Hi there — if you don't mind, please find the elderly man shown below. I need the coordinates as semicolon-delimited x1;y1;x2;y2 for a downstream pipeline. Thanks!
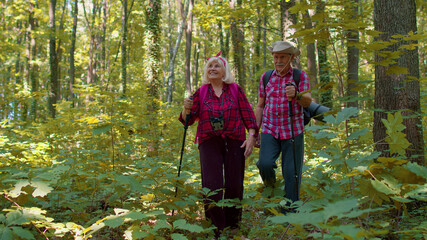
255;40;312;213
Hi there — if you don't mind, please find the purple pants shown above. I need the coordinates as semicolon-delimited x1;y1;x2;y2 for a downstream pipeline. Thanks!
198;136;245;231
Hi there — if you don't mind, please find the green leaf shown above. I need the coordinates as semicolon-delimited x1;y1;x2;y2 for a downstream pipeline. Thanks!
171;233;188;240
322;198;358;221
30;181;53;197
0;226;13;240
6;211;28;226
152;219;170;231
173;219;204;233
104;217;124;228
312;130;337;139
336;107;359;124
371;179;400;195
93;124;112;135
390;196;413;203
405;162;427;179
346;129;369;141
10;227;34;239
268;212;324;225
331;224;363;240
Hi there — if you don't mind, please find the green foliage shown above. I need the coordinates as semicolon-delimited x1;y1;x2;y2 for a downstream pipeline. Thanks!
0;0;426;239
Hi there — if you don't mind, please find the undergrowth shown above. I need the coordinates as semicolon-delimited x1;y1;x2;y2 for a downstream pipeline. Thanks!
0;97;426;239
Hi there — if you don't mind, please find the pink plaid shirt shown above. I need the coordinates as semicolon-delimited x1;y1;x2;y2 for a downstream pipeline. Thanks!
259;68;310;139
180;83;258;144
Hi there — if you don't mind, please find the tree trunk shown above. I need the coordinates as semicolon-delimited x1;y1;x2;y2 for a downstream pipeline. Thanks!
373;0;424;164
48;0;58;118
166;0;189;103
316;1;332;109
303;5;318;100
281;0;300;69
145;0;161;155
70;0;78;105
56;0;67;101
280;0;296;40
121;0;128;95
255;9;261;74
185;0;193;95
83;1;99;86
346;0;360;109
101;0;110;86
230;0;245;90
28;1;38;121
193;42;200;87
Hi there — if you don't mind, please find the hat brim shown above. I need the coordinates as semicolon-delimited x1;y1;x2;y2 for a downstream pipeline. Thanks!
268;46;300;57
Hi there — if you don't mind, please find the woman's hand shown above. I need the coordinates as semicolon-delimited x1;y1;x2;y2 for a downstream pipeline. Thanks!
241;134;256;158
183;97;193;115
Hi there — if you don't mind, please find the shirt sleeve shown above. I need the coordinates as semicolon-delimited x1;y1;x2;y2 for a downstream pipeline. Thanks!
298;70;310;92
237;85;259;136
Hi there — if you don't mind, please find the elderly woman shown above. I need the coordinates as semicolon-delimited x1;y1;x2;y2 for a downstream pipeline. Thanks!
179;53;258;235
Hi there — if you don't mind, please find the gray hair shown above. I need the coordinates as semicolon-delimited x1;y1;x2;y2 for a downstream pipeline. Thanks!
201;57;234;85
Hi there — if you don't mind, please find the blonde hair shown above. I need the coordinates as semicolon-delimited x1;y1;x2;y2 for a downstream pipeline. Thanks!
201;57;235;85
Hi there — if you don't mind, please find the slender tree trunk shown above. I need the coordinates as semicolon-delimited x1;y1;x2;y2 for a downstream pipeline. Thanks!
56;0;67;101
83;1;99;85
263;16;267;68
255;9;261;73
70;0;78;106
316;1;332;109
280;0;296;40
303;4;318;100
281;0;300;69
346;0;360;109
121;0;128;95
100;0;110;87
25;6;35;122
15;21;23;121
145;0;161;155
28;2;38;121
166;0;189;102
230;0;245;90
48;0;58;118
193;42;200;87
373;0;424;164
185;0;193;95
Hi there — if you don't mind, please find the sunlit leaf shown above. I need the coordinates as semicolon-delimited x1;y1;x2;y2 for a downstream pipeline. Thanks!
30;181;53;198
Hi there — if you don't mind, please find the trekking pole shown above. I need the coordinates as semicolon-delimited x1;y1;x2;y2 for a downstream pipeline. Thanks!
286;83;299;201
172;97;192;216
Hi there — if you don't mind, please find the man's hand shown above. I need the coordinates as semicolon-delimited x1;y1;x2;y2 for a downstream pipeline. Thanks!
285;84;297;101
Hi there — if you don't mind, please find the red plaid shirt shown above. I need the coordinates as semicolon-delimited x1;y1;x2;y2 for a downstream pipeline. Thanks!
259;68;310;139
179;83;258;144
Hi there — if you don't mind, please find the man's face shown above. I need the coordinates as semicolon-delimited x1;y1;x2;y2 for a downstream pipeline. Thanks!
273;52;293;74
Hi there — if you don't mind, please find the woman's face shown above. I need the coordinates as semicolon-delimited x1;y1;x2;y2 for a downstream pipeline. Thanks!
207;60;225;82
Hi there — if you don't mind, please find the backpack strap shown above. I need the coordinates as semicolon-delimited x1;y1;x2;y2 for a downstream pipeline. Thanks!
263;68;301;96
293;68;301;87
262;70;274;96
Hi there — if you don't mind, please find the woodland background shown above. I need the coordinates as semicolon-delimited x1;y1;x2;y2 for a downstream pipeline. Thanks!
0;0;426;239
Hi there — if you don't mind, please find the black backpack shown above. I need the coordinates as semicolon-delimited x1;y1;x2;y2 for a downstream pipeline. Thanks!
262;69;330;125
